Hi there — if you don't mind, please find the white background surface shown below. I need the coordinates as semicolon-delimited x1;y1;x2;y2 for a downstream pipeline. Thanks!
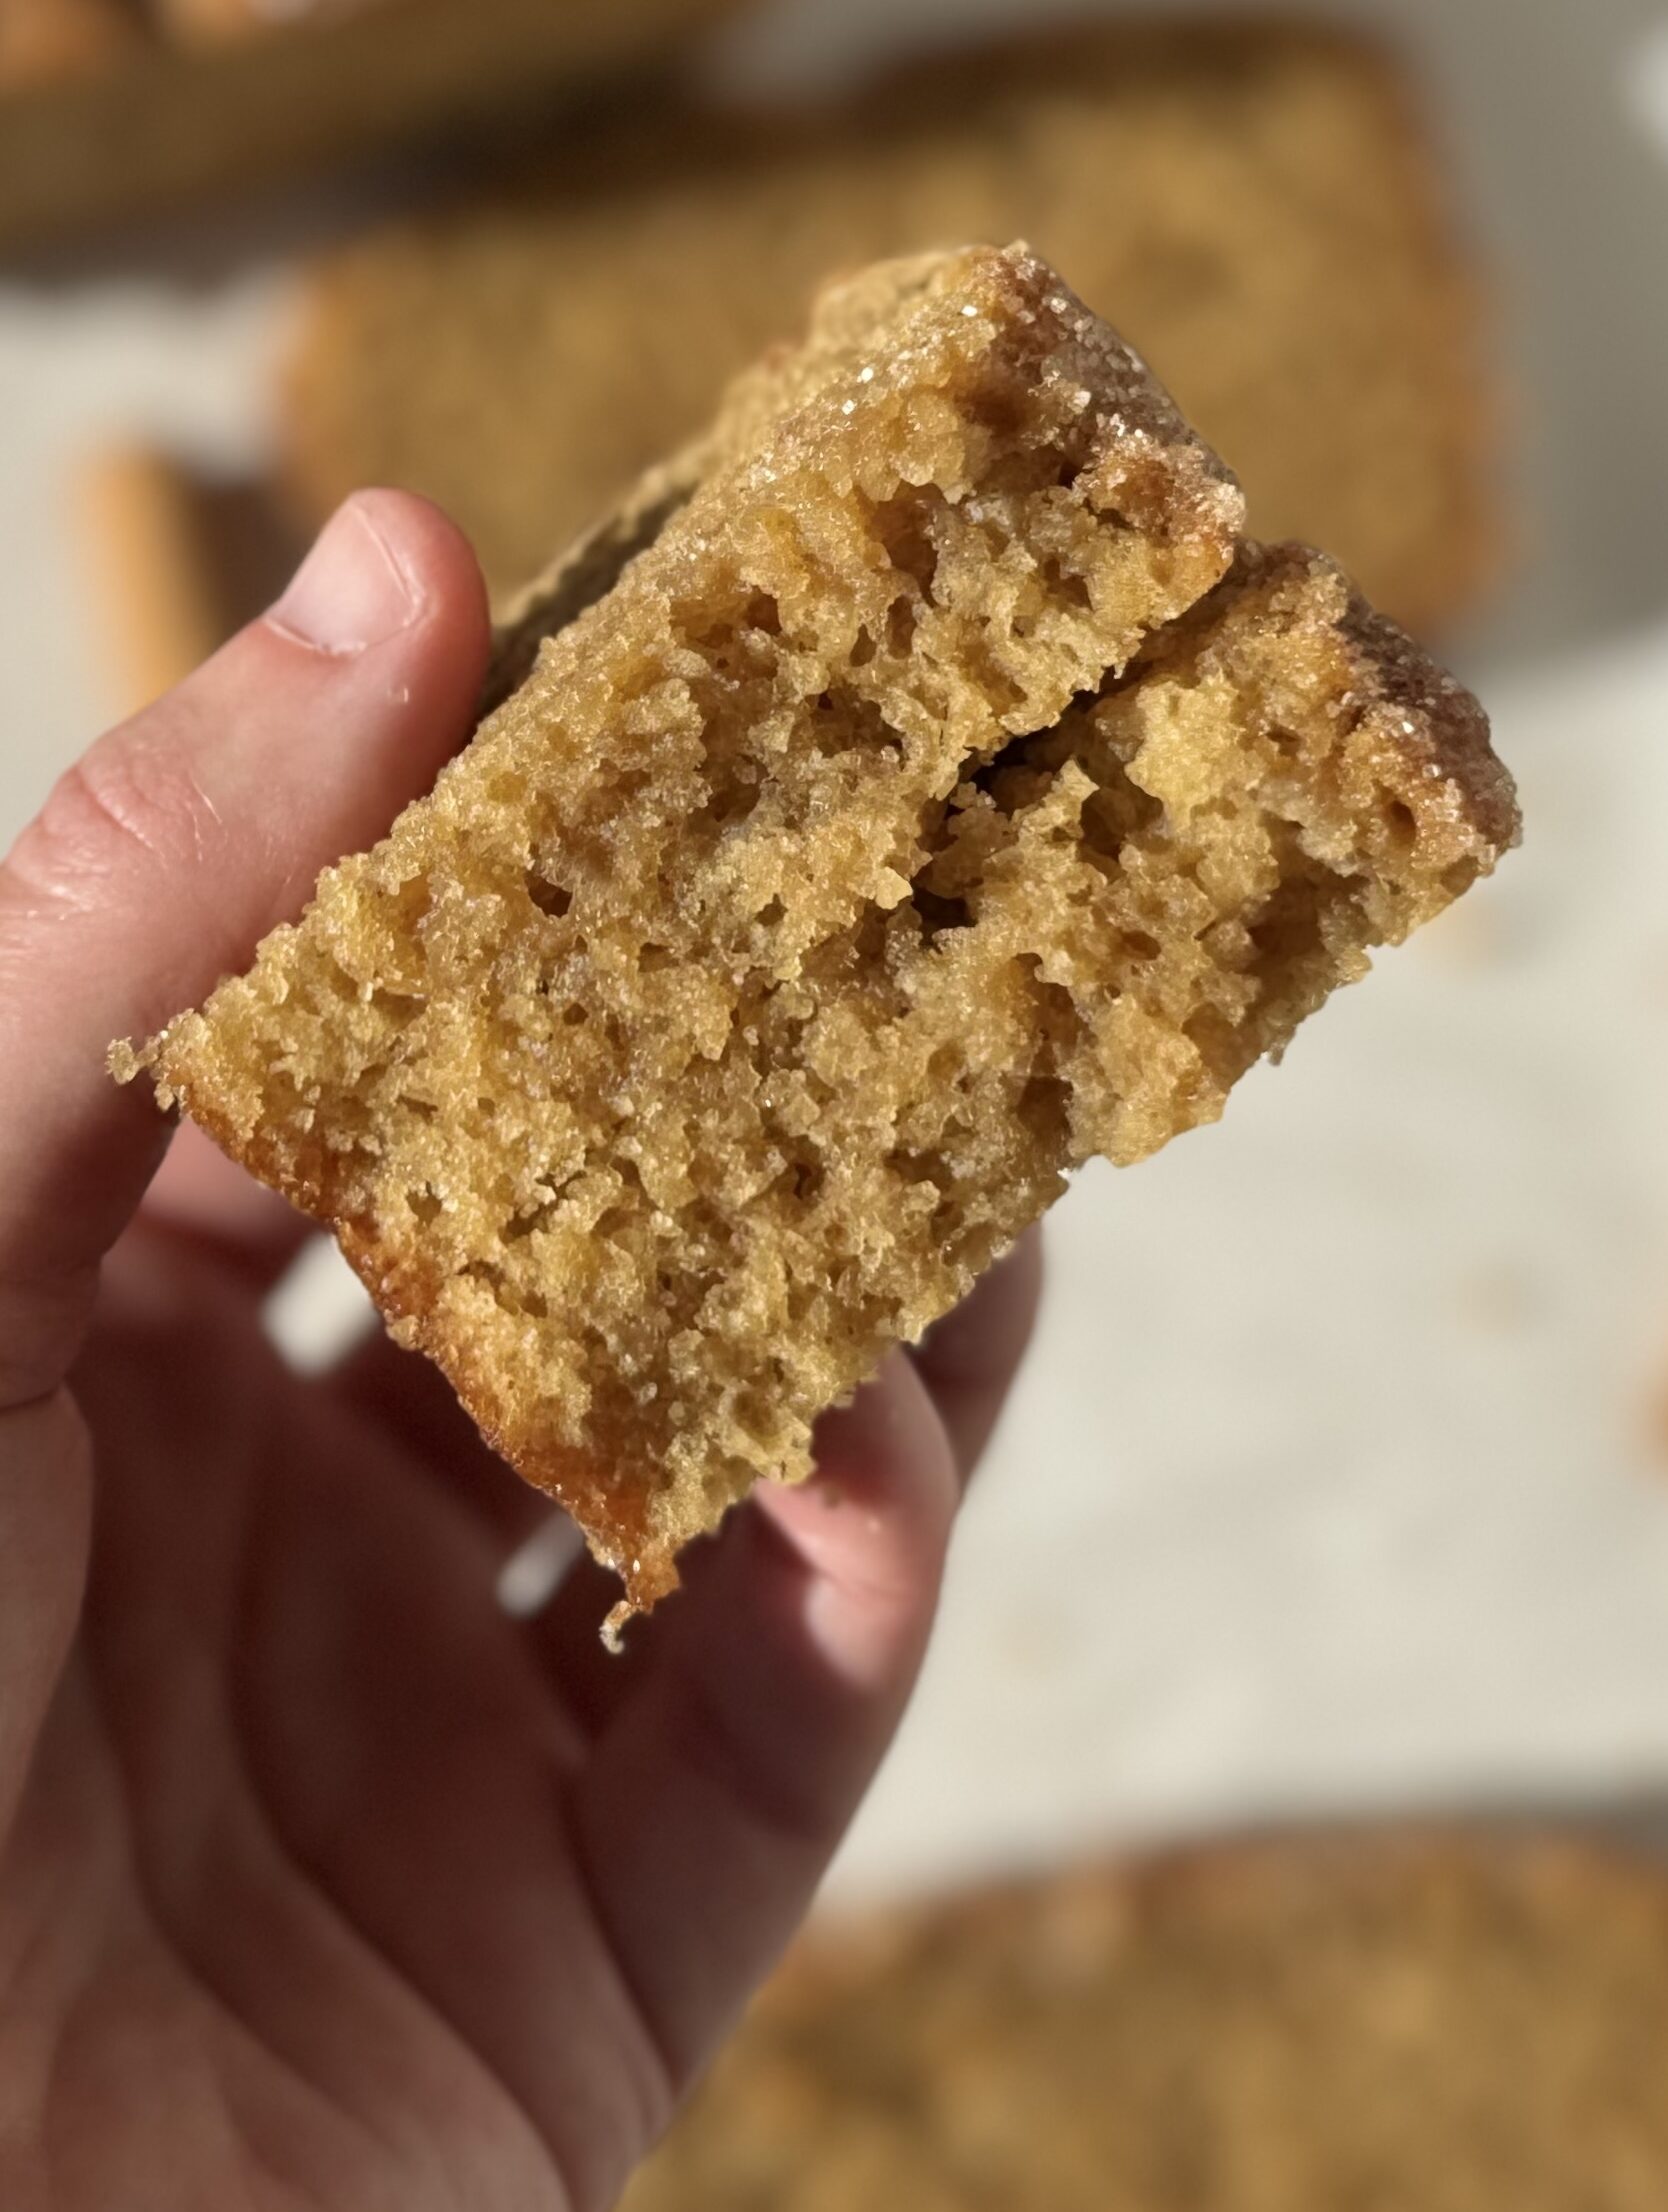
5;0;1668;1904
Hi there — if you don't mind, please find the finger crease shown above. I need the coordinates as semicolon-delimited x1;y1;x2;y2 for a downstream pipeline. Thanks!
556;1779;681;2125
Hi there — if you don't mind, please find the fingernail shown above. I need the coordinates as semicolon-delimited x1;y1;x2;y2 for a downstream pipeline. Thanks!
269;498;423;655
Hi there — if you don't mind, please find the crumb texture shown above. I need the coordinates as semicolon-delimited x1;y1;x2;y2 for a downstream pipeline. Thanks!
140;244;1515;1606
622;1836;1668;2212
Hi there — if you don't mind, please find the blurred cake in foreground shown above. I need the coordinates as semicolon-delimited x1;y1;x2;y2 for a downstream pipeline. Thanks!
282;19;1501;636
625;1832;1668;2210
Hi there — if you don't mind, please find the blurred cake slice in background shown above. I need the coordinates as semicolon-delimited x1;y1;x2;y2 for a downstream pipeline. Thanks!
0;0;140;89
281;19;1503;637
624;1830;1668;2211
77;447;301;716
0;0;744;250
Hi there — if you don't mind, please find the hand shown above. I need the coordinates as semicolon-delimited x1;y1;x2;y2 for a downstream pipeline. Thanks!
0;494;1040;2212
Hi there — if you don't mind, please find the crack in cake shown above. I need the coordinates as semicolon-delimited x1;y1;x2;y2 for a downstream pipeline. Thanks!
118;244;1519;1621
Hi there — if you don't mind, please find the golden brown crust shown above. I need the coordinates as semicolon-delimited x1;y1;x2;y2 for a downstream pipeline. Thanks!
1335;573;1520;858
1201;541;1521;859
625;1828;1668;2210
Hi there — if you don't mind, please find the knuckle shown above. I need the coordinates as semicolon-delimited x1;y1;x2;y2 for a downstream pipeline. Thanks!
0;1270;98;1410
1;723;221;927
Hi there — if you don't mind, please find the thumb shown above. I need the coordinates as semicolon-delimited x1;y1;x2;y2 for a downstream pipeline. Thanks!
0;488;486;1856
0;488;489;1413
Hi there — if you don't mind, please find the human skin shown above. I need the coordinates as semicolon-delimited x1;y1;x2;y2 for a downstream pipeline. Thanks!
0;491;1039;2212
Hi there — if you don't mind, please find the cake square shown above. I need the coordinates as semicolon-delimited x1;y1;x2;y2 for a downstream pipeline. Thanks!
125;245;1516;1617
